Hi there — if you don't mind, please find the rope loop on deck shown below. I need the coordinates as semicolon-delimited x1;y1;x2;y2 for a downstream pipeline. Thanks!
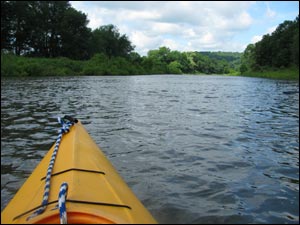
27;116;77;221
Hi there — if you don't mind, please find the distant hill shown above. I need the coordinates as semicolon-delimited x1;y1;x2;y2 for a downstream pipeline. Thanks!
198;51;242;63
198;51;242;72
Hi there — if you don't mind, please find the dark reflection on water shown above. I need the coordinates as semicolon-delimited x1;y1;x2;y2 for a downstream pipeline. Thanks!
1;75;299;223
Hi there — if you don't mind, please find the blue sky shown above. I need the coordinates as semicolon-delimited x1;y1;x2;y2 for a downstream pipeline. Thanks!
70;1;299;56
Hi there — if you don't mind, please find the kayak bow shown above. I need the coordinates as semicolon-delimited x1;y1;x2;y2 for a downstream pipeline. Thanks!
1;118;157;224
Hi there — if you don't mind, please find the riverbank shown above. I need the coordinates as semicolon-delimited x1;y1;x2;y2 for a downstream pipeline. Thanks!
1;53;298;80
241;67;299;80
0;53;148;76
1;53;240;77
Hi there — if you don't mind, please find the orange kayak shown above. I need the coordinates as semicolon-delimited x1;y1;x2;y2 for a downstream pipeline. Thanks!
1;117;157;224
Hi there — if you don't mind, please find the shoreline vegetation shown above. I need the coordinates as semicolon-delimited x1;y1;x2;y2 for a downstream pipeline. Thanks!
1;51;243;77
1;53;298;80
1;1;299;80
242;67;299;80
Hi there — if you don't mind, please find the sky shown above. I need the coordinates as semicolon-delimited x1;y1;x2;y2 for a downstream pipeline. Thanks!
70;1;299;56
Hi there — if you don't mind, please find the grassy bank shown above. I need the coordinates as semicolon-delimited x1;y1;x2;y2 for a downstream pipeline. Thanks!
1;53;84;77
241;67;299;80
1;53;240;77
1;53;145;77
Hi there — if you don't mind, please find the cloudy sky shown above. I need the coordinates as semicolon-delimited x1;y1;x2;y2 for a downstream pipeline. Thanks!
70;1;299;56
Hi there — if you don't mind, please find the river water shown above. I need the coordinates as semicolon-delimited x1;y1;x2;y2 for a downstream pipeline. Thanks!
1;75;299;223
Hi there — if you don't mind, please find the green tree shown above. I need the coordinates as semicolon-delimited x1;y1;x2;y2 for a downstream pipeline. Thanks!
1;1;14;51
240;44;256;72
60;7;91;60
250;16;299;70
5;1;33;55
291;16;299;66
90;24;134;58
26;1;72;57
167;61;182;74
148;47;172;63
1;1;92;59
254;34;272;68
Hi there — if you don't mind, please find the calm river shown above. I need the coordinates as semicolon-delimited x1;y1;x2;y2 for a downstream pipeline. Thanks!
1;75;299;223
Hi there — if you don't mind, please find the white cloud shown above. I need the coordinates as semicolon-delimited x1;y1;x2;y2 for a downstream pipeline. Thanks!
145;22;184;37
130;31;162;56
69;1;263;55
161;39;179;50
250;25;277;44
200;32;215;45
184;28;197;38
265;2;276;19
251;35;262;44
267;26;277;34
120;10;160;21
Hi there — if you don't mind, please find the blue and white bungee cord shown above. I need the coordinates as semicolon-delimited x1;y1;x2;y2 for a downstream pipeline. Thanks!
58;182;68;224
27;116;77;223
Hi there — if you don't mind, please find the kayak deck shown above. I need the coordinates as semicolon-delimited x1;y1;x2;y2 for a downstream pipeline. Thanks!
1;120;157;224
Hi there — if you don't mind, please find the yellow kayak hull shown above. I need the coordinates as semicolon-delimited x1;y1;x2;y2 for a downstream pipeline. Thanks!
1;121;157;224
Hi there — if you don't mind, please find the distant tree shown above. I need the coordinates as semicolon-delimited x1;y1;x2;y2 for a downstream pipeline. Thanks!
148;47;172;63
128;52;142;64
194;51;239;74
39;1;71;58
254;34;273;68
167;61;182;74
1;1;91;59
1;1;14;51
60;7;92;60
240;44;256;72
90;24;134;58
4;1;33;55
177;52;193;73
247;15;299;70
291;16;299;66
292;28;299;66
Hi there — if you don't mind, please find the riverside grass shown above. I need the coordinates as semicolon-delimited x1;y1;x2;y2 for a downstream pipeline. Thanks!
241;67;299;80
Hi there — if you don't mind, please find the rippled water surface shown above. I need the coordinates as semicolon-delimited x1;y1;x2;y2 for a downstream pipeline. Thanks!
1;75;299;223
